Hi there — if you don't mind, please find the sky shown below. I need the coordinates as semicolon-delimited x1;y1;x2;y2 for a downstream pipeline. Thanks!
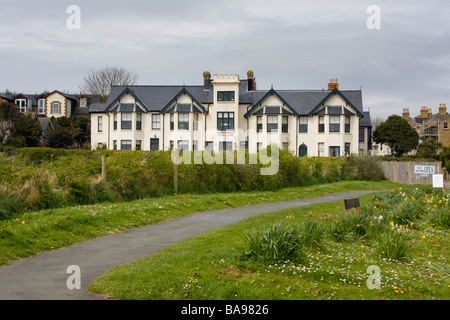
0;0;449;119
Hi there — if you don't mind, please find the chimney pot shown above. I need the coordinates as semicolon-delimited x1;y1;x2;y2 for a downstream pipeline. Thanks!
203;71;211;90
247;70;255;91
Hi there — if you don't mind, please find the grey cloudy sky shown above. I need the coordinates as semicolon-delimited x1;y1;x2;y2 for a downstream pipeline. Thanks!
0;0;449;119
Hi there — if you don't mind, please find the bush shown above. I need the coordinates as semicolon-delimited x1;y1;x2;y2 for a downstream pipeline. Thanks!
342;155;385;181
0;193;24;220
243;221;306;264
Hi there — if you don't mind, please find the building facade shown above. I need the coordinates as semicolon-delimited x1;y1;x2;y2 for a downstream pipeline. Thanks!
402;104;449;147
89;71;372;157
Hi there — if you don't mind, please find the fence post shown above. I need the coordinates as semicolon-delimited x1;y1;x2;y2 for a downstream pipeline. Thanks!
393;161;397;183
409;161;413;184
101;155;107;182
174;163;178;194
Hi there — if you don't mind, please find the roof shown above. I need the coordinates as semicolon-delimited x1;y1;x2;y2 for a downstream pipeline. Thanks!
360;111;372;127
89;80;365;119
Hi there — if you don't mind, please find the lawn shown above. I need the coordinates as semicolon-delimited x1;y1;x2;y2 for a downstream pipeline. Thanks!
0;180;400;265
88;185;450;300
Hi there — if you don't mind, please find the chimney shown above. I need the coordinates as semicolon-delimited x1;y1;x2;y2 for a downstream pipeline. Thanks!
439;103;447;115
402;108;410;120
247;70;255;91
203;71;211;90
420;106;429;117
328;78;339;90
428;108;432;117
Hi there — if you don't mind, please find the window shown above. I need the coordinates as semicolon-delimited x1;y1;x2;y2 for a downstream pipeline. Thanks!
282;142;288;150
38;99;45;114
329;116;340;132
170;113;174;130
345;142;351;155
217;112;234;131
150;138;159;151
52;102;60;115
16;99;26;113
240;141;248;150
120;140;132;150
345;116;351;133
299;116;308;133
193;114;199;131
152;114;160;130
79;98;87;108
136;114;142;130
282;116;288;133
329;146;340;157
219;141;233;152
359;127;365;142
177;140;189;151
113;113;117;130
205;141;213;152
267;115;278;132
299;144;307;157
121;113;132;130
318;116;325;133
97;116;103;133
257;116;263;132
318;142;325;157
444;122;448;130
178;113;189;130
169;140;174;150
217;91;235;102
136;140;142;150
113;140;117;150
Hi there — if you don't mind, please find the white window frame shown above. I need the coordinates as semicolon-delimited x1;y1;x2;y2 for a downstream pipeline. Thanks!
38;99;45;115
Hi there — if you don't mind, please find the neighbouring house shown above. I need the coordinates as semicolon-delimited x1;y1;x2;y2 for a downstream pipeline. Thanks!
402;104;449;147
9;91;93;118
89;71;372;157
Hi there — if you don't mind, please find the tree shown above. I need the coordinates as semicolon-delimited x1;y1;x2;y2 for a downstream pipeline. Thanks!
0;102;42;147
48;125;73;148
416;139;442;160
373;115;419;157
79;66;138;103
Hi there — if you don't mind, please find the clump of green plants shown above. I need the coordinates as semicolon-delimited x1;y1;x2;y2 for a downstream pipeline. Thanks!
243;221;307;264
427;208;450;228
375;229;411;260
298;218;325;250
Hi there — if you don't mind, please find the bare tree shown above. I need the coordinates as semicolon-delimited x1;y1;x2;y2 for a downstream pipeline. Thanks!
79;66;138;103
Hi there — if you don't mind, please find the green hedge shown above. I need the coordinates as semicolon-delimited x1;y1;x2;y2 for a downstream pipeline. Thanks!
0;147;385;218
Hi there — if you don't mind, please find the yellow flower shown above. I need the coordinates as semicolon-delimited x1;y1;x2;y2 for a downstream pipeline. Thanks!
422;235;426;239
21;221;25;224
390;221;394;226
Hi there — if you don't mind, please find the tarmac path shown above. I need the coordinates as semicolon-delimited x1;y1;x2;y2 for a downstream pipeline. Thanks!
0;190;378;300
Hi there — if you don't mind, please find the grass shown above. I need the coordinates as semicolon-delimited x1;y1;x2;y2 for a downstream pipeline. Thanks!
0;180;400;265
88;186;450;300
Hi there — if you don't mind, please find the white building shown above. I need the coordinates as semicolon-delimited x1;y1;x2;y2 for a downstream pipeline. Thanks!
89;71;371;157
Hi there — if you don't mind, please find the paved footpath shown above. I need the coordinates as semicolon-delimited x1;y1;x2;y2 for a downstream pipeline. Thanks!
0;190;377;300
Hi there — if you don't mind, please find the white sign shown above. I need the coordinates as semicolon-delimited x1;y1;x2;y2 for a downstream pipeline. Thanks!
432;174;444;188
414;165;435;174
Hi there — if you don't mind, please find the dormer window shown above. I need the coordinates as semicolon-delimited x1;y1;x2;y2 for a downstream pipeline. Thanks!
38;99;45;115
15;99;26;113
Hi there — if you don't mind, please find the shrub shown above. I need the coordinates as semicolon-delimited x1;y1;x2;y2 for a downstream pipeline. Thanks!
0;193;24;220
243;221;306;264
389;199;424;225
342;155;385;181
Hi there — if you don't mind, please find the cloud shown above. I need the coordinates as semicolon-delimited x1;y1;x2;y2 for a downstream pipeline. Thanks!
0;0;449;119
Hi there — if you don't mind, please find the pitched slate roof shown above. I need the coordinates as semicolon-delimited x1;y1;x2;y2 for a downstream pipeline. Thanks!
360;111;372;127
247;89;364;117
89;80;364;118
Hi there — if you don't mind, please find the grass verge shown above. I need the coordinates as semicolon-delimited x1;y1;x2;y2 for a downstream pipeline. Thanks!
88;186;449;300
0;180;400;266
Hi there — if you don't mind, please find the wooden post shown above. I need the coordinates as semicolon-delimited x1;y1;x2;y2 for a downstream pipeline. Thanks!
174;163;178;194
101;155;107;182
